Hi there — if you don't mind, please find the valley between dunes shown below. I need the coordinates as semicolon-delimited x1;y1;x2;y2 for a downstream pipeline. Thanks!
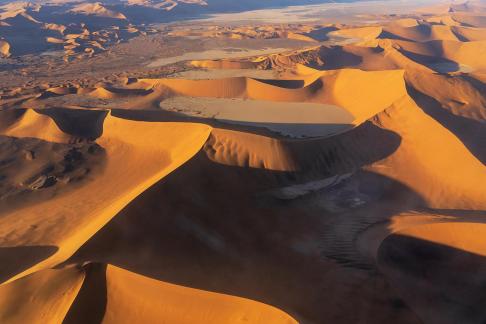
0;1;486;323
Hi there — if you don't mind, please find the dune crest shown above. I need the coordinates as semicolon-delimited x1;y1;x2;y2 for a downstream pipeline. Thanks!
0;263;297;324
0;109;211;284
1;2;486;323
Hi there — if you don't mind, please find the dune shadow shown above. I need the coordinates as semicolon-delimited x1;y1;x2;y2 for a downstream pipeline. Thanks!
378;235;486;324
317;46;363;70
254;79;306;89
0;16;56;56
397;49;465;73
398;49;439;65
111;108;401;171
305;26;339;42
378;31;414;42
427;61;463;73
64;122;414;322
317;170;427;270
102;87;153;96
66;164;425;322
36;108;108;141
0;245;58;283
37;89;77;100
0;109;27;131
63;263;107;324
407;85;486;164
450;29;470;42
461;74;486;93
285;120;402;174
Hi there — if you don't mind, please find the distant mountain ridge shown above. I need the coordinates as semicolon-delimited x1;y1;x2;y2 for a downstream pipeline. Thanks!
0;0;354;57
0;0;354;23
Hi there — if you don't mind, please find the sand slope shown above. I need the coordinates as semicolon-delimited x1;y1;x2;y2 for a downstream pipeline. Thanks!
1;5;486;324
0;263;296;324
0;109;211;283
101;264;296;324
22;69;407;129
59;88;485;322
0;266;84;324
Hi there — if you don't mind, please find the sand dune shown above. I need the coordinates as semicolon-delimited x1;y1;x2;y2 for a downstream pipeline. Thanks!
0;263;296;324
0;108;211;283
62;87;485;322
21;69;406;132
0;266;84;324
382;24;460;42
389;39;486;71
2;4;486;324
451;13;486;27
329;26;383;42
156;69;405;123
202;95;486;209
450;26;486;41
185;17;486;74
100;264;296;324
69;2;127;20
366;96;486;209
368;215;486;324
190;43;403;73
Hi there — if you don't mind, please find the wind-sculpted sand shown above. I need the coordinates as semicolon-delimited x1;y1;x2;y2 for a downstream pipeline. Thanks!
0;264;297;324
7;68;406;138
1;0;486;323
0;108;211;283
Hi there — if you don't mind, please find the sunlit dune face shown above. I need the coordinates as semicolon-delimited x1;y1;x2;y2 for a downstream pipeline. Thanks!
0;0;486;323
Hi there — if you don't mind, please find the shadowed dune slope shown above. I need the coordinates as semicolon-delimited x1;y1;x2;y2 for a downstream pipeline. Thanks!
63;89;486;322
364;96;486;210
451;13;486;28
382;24;460;42
204;95;486;210
181;34;486;167
63;132;421;323
0;264;297;324
2;7;486;321
1;71;484;322
377;221;486;324
388;222;486;257
388;39;486;71
0;108;211;284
